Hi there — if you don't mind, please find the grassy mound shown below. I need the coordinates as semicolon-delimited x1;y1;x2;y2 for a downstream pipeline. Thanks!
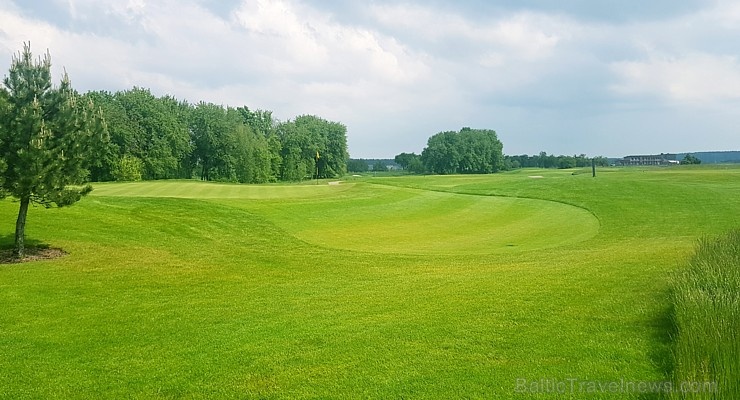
671;230;740;399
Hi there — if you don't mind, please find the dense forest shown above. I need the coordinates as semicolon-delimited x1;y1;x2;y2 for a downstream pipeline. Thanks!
83;88;348;183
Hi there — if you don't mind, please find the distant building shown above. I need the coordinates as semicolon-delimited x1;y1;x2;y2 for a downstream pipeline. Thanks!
618;153;677;166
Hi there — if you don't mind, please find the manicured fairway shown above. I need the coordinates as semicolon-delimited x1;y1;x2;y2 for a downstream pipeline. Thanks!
1;166;739;398
95;181;599;255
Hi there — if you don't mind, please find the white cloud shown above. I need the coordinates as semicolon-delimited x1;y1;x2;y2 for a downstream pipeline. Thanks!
369;3;566;61
701;0;740;28
0;8;57;48
231;0;431;85
232;0;328;71
60;0;146;22
611;54;740;104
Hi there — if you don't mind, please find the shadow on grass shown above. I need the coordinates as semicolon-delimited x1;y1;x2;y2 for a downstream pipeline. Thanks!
0;235;66;264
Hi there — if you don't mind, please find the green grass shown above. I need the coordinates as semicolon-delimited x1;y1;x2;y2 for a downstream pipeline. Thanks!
670;230;740;399
1;166;739;398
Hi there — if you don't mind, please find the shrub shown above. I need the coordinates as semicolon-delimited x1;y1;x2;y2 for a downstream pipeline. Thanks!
113;155;144;181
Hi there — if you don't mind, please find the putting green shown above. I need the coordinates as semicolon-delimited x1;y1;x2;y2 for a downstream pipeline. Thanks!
92;180;600;255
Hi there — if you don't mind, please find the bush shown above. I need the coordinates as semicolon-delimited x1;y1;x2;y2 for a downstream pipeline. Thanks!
113;155;144;181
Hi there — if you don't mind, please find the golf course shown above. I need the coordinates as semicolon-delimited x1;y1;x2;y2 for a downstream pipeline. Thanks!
1;165;738;398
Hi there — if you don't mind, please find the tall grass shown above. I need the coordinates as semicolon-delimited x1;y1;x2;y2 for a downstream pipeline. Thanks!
670;229;740;399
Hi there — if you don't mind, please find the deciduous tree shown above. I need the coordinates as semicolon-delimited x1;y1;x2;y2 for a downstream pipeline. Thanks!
421;128;503;174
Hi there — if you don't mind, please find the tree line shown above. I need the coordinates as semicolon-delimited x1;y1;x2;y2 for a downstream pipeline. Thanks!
395;134;609;173
84;89;348;183
347;159;399;173
506;152;609;169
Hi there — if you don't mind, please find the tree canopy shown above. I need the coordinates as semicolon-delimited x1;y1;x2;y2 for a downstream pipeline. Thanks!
82;91;348;184
278;115;348;181
421;127;504;174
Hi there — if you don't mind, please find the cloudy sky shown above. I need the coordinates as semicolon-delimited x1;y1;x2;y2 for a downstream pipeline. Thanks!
1;0;739;158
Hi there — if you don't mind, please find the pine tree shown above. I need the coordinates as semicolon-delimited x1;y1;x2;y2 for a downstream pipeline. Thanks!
0;43;108;258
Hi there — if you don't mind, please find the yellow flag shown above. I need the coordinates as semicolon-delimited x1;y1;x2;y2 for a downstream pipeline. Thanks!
316;151;320;160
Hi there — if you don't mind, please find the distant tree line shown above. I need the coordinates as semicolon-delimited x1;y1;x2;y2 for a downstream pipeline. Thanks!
346;159;369;173
505;152;609;170
84;88;348;183
394;129;609;174
676;151;740;164
347;159;400;173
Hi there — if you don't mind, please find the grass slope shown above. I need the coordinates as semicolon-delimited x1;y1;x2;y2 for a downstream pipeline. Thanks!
0;166;738;398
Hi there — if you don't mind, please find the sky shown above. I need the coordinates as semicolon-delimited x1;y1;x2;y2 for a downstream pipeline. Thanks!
1;0;739;158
